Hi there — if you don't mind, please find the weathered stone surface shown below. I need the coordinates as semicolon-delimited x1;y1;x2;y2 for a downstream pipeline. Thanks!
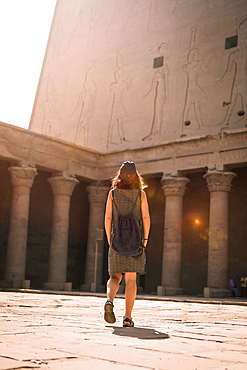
2;166;37;288
0;122;247;180
204;171;237;289
29;1;247;154
44;176;79;290
159;176;190;293
83;183;109;288
0;291;246;370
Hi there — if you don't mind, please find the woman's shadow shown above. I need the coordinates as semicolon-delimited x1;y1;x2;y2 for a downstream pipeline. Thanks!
107;326;169;340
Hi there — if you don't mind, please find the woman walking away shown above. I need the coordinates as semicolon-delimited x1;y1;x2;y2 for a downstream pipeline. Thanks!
104;161;151;327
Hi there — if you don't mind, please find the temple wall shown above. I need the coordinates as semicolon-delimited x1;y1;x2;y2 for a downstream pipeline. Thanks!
29;0;247;153
1;0;247;295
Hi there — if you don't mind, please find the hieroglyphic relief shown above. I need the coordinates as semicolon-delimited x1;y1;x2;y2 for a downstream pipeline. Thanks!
206;0;217;11
67;10;84;49
40;62;97;146
29;0;247;152
107;52;132;148
41;79;60;136
217;16;247;129
189;26;198;49
106;0;143;37
182;26;214;132
74;62;97;146
147;0;164;31
123;0;141;30
182;48;213;131
142;43;170;141
106;0;122;36
87;4;98;52
53;9;84;58
147;0;156;31
171;0;180;16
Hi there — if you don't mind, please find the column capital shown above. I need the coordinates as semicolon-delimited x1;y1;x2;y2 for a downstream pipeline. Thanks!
48;176;79;196
87;183;109;204
203;170;237;192
161;176;190;197
8;165;37;188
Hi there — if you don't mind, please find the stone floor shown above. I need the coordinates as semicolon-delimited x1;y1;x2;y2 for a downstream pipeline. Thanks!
0;290;246;369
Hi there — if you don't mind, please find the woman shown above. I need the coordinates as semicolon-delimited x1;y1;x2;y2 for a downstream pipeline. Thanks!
104;161;150;327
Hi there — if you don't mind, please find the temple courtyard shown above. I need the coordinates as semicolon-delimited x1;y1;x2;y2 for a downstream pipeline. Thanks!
0;290;246;369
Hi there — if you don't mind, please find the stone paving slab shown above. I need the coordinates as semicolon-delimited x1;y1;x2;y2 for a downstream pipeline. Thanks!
0;358;39;370
0;292;246;369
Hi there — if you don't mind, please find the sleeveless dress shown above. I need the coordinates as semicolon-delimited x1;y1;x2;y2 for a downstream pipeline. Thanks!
108;188;146;275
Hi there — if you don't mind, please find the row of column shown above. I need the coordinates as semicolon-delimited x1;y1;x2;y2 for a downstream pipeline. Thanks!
1;165;109;290
1;164;237;294
158;170;236;296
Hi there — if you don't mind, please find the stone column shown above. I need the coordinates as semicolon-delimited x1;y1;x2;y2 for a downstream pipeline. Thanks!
3;166;37;288
203;170;236;295
43;176;79;290
157;176;190;296
82;183;109;292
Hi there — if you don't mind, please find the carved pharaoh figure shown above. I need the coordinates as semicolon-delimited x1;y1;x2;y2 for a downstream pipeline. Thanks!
217;17;247;129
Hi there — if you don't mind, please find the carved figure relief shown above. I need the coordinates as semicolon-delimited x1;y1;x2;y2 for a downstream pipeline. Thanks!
73;62;97;146
189;27;198;49
53;11;84;58
107;52;131;148
206;0;217;11
147;0;163;31
67;10;84;49
182;47;213;131
142;43;170;141
217;17;247;129
87;5;98;51
41;79;60;136
123;0;141;30
106;1;121;36
106;0;142;37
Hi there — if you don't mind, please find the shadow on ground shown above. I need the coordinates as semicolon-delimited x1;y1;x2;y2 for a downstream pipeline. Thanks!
107;326;169;340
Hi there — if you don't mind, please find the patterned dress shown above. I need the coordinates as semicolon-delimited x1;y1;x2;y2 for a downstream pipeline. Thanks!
108;188;146;275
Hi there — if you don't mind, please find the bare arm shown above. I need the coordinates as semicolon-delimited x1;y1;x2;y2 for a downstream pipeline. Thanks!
141;190;150;248
104;190;113;245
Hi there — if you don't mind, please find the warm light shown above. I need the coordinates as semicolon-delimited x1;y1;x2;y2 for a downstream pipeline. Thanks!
195;219;199;224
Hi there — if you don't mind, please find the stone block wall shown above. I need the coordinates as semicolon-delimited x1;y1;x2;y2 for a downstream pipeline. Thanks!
30;0;247;153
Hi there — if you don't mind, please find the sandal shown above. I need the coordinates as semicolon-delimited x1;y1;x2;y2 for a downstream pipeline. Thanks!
104;300;116;323
123;317;134;327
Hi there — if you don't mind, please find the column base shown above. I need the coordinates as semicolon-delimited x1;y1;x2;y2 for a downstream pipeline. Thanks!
21;280;30;289
43;282;65;291
204;287;234;298
64;282;72;291
80;283;105;293
157;286;185;296
0;280;22;289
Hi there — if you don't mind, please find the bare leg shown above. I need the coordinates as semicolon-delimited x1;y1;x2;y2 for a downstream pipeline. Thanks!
107;273;122;303
124;272;137;319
